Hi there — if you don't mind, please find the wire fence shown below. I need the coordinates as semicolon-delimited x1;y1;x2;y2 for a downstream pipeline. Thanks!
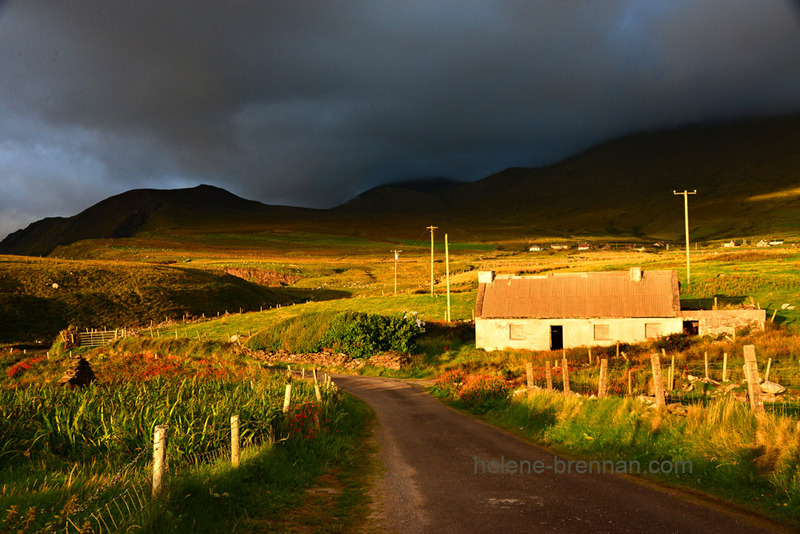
13;376;338;534
523;348;800;418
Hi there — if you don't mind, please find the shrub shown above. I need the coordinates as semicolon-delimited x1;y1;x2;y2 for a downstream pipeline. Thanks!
457;374;510;412
431;369;467;398
321;311;425;359
249;311;425;359
652;332;694;353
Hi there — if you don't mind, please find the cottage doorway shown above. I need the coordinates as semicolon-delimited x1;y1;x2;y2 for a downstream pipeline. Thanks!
550;325;563;351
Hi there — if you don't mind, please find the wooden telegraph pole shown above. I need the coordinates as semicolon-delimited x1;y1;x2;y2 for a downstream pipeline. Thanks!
392;250;401;295
427;226;438;296
673;190;697;287
445;234;451;322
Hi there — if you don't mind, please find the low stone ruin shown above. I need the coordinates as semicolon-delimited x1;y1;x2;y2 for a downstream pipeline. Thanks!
249;348;409;371
57;357;96;387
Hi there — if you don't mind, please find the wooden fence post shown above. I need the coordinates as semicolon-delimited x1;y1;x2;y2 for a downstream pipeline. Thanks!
598;359;608;398
526;362;534;390
627;369;632;396
283;383;292;413
588;348;592;366
231;415;240;467
561;357;570;394
545;361;553;391
765;358;772;382
152;425;169;497
650;353;665;407
669;353;675;390
743;345;764;413
704;352;709;381
722;353;728;382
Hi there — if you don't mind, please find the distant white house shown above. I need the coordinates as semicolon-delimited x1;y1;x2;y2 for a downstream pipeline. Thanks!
757;240;770;247
474;268;766;351
528;245;543;252
577;243;591;251
770;239;785;246
722;240;736;248
475;268;683;351
550;244;569;250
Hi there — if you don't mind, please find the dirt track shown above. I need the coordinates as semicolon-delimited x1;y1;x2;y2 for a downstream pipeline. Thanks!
334;375;788;534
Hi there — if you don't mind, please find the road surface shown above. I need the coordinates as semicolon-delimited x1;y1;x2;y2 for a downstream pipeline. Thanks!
334;375;787;534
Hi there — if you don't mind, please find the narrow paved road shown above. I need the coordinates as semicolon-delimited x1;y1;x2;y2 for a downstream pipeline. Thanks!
334;375;788;534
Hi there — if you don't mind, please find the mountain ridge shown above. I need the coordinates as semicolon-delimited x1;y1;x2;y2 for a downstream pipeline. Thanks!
2;113;800;256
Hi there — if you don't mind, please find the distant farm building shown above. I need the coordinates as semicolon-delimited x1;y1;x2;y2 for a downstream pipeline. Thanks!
577;243;591;251
528;245;543;252
550;244;569;250
722;240;736;248
475;268;765;351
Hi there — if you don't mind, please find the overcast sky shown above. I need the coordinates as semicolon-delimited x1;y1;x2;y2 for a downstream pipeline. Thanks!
2;1;800;240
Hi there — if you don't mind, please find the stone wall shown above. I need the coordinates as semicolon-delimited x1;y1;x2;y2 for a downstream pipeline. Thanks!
679;309;766;336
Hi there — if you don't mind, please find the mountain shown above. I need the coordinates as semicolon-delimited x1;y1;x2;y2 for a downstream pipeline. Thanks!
3;113;800;256
339;113;800;240
0;185;280;256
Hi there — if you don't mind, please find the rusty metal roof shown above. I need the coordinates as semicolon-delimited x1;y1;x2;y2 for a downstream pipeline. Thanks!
476;270;680;319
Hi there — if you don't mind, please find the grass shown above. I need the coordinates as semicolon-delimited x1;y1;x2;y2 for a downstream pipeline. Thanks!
0;344;372;533
0;255;312;342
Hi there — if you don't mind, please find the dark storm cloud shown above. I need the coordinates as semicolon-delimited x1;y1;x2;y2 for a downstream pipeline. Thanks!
2;1;800;238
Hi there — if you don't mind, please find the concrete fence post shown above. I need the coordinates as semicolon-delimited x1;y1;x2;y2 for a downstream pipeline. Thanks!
722;352;728;382
650;353;665;407
545;361;553;391
283;383;292;413
598;359;608;399
526;362;534;389
231;415;240;468
743;345;765;413
152;425;169;497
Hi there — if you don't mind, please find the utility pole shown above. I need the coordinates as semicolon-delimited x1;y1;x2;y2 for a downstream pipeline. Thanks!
673;190;697;287
427;226;437;296
445;234;451;322
391;250;401;295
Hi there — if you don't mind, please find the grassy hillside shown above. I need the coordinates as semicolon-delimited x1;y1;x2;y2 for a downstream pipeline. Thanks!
0;255;311;342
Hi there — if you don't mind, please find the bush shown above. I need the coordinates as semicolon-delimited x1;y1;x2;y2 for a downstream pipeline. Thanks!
321;311;425;359
249;311;425;358
431;369;467;398
456;374;510;413
652;332;694;353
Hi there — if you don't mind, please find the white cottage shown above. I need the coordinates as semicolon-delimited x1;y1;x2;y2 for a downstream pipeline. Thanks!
475;268;683;351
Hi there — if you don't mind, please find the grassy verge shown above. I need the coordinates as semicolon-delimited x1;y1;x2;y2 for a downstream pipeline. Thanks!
145;394;375;533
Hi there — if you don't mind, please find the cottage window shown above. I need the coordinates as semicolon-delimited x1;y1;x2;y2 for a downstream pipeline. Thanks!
594;324;610;340
645;323;661;339
509;324;526;340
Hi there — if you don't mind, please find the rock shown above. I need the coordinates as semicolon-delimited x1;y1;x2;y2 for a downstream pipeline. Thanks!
665;403;688;416
368;352;409;370
57;357;96;388
681;383;694;392
637;395;657;405
723;383;739;393
760;381;786;395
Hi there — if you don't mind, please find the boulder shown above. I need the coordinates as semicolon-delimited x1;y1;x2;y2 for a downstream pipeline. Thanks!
760;381;786;395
